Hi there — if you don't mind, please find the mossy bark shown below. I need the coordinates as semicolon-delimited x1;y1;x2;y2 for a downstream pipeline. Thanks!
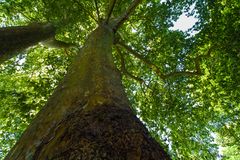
5;24;171;160
0;23;55;63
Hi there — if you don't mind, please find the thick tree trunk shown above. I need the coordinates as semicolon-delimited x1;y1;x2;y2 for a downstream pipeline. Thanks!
5;24;170;160
0;23;55;63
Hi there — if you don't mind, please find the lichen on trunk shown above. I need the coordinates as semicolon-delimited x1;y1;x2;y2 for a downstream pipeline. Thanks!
5;24;171;160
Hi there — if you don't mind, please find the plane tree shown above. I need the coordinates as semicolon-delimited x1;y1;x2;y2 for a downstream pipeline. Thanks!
0;0;239;159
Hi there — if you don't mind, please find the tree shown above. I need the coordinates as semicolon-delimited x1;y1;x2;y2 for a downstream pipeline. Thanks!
0;23;74;64
0;23;55;63
0;0;239;159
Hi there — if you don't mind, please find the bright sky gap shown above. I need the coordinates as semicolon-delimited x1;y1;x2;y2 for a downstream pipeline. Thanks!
171;3;198;34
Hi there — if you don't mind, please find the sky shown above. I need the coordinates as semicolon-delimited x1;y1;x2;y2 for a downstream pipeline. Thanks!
171;14;198;32
160;0;198;32
170;1;198;34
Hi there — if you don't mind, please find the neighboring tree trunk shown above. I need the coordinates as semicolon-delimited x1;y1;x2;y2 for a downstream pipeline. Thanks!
0;23;55;63
5;24;171;159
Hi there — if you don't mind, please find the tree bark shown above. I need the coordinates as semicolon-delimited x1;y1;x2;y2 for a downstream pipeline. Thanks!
5;24;171;160
0;23;55;63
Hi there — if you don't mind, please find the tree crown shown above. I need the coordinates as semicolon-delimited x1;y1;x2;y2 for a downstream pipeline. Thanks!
0;0;239;159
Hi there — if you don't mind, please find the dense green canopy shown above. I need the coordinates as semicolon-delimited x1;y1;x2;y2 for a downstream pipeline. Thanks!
0;0;239;159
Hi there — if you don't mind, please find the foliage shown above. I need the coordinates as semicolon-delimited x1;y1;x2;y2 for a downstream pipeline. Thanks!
0;0;239;159
0;46;74;156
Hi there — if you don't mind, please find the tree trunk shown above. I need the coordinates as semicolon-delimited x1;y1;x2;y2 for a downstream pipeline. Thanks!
5;24;171;160
0;23;55;63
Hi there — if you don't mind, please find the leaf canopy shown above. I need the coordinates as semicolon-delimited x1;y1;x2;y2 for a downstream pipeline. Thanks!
0;0;239;159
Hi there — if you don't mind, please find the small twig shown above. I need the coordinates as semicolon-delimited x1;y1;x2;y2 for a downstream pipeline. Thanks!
72;0;98;23
113;0;142;31
93;0;101;22
106;0;117;23
116;46;144;83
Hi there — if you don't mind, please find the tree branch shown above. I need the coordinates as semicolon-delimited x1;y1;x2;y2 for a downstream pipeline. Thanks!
113;0;142;31
162;70;200;79
117;41;165;79
164;46;213;79
117;40;207;80
162;49;213;79
116;46;144;83
106;0;117;23
0;23;55;64
72;0;98;23
93;0;101;22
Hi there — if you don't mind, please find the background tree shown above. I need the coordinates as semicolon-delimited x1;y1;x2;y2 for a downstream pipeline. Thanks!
0;0;239;159
0;23;74;64
0;23;55;63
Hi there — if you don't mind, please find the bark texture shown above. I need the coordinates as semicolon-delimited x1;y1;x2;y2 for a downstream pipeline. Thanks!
33;105;170;160
5;24;171;160
0;23;55;63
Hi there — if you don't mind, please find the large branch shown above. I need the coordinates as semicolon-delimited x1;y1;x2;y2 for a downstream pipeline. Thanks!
93;0;101;22
116;46;144;83
0;23;55;64
117;41;206;80
106;0;117;23
117;41;166;79
113;0;142;31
